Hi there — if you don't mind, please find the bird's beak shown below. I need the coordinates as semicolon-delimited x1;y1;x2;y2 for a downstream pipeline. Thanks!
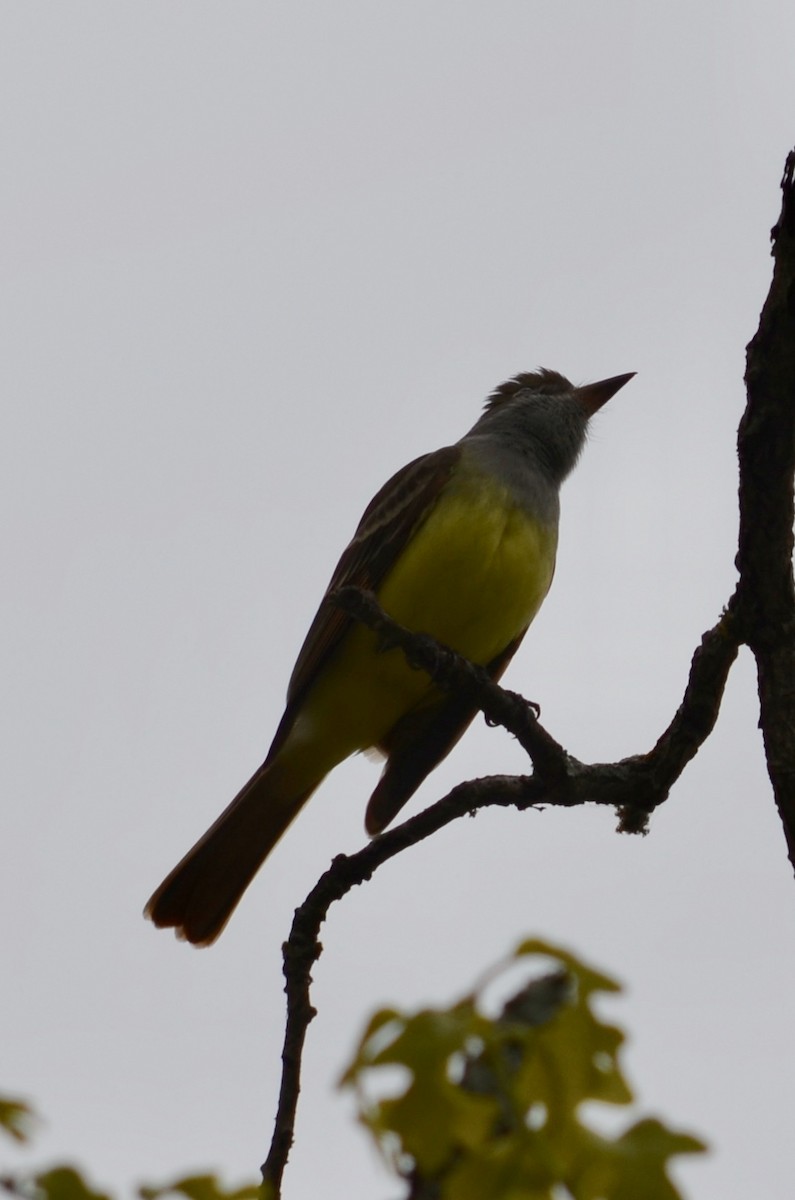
576;371;636;415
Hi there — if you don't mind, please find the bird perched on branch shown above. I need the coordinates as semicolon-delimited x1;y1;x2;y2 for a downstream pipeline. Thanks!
146;367;634;945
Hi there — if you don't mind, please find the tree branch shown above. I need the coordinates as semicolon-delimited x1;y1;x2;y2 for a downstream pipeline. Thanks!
262;597;737;1192
331;584;569;782
262;149;795;1196
733;148;795;867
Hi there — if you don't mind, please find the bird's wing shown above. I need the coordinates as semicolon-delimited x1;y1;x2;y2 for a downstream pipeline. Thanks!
265;444;461;762
363;627;530;834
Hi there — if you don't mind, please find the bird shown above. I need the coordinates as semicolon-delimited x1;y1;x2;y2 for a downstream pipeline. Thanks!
145;367;634;945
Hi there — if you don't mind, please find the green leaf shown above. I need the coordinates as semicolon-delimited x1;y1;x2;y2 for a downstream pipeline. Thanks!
338;1007;404;1085
382;1077;499;1174
0;1094;36;1144
139;1175;260;1200
33;1166;112;1200
569;1118;706;1200
513;939;622;997
441;1135;556;1200
345;1004;501;1172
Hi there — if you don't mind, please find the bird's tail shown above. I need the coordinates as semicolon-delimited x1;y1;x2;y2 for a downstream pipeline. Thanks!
145;762;312;946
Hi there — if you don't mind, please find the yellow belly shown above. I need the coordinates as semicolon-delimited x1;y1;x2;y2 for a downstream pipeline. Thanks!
378;468;556;662
282;463;558;782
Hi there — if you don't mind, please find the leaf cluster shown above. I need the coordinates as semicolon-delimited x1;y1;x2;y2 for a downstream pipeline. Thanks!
341;940;704;1200
0;1099;258;1200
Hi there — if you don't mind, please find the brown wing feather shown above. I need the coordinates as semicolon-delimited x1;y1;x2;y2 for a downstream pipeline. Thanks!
264;445;461;764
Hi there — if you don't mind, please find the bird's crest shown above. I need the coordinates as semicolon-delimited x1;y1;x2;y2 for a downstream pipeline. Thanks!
484;368;573;411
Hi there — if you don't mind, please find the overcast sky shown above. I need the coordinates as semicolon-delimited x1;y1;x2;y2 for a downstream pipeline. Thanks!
3;4;795;1198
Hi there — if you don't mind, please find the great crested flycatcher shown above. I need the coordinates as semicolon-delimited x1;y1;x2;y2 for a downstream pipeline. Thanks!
146;367;634;944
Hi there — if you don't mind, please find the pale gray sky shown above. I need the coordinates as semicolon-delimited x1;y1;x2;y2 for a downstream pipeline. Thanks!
3;3;795;1197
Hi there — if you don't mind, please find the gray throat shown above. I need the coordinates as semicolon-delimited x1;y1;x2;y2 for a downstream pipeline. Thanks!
459;392;591;526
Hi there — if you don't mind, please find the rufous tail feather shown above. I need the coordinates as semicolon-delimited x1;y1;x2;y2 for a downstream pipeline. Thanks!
145;764;313;946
